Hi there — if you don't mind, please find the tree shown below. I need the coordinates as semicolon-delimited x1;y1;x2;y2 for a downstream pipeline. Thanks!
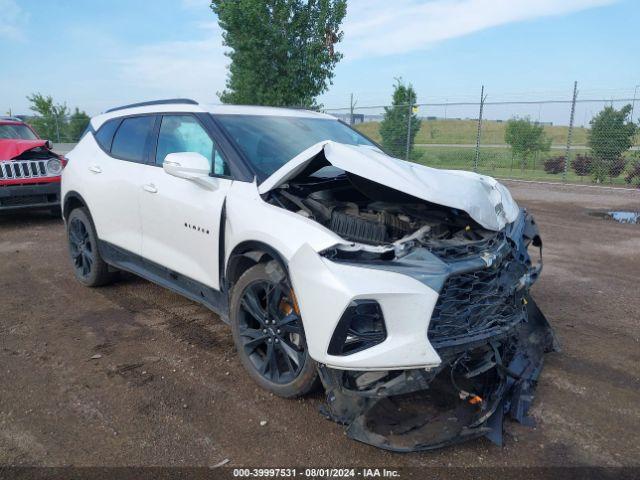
504;117;551;172
26;93;69;142
67;108;91;142
210;0;346;107
379;79;421;159
588;104;637;182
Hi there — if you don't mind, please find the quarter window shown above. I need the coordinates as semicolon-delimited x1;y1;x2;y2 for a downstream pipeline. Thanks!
156;115;230;176
111;116;155;163
94;118;120;152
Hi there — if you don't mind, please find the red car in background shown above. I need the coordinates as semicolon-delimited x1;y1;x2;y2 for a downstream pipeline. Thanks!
0;116;66;214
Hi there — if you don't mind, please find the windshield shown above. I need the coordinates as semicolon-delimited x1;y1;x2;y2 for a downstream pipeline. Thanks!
214;115;375;181
0;124;38;140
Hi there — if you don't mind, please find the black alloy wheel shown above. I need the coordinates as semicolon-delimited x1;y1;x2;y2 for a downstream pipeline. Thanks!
230;262;318;397
66;207;114;287
69;216;94;279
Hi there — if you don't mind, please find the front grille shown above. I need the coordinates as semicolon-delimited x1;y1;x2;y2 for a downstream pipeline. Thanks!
428;244;527;347
0;160;51;181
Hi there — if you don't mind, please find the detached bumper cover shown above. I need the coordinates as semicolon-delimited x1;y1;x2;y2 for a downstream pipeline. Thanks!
0;182;60;211
319;299;558;451
315;209;558;451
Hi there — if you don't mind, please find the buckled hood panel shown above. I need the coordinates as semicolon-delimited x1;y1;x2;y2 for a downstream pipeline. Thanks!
259;141;519;231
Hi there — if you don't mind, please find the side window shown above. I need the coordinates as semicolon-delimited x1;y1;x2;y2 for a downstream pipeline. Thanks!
156;115;230;176
94;118;120;152
111;116;155;163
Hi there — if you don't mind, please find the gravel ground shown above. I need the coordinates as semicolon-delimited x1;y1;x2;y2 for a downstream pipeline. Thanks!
0;181;639;468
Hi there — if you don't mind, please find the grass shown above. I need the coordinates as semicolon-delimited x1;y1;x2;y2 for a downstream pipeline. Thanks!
355;118;592;146
411;146;635;186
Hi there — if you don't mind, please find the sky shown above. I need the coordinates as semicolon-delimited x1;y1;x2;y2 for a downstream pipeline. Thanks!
1;0;639;125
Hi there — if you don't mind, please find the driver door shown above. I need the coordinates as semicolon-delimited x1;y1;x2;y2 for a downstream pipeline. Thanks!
140;114;232;289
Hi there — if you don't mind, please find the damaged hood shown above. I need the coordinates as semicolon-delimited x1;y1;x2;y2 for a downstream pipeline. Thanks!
0;139;50;161
259;141;519;231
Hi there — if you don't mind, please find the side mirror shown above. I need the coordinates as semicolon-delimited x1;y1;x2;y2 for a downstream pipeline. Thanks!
163;152;210;180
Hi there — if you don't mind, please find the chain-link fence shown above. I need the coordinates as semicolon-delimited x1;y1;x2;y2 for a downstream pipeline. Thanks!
324;85;640;188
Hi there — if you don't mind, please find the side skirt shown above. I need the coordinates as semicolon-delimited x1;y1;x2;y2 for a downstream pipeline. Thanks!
98;240;230;322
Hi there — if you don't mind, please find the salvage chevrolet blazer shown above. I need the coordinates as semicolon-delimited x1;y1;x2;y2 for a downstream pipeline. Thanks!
62;99;557;451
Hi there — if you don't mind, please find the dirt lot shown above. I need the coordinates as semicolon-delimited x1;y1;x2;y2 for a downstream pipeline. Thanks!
1;181;639;468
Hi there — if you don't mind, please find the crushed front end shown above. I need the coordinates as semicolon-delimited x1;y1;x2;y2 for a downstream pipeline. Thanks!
316;210;558;451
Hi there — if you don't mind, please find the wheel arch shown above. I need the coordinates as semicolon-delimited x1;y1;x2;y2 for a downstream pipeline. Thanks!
63;191;89;222
225;241;289;292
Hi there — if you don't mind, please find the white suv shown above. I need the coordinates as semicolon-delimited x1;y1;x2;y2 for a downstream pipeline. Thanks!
62;99;556;451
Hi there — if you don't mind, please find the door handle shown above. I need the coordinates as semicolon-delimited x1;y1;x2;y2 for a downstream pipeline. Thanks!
143;183;158;194
89;165;102;174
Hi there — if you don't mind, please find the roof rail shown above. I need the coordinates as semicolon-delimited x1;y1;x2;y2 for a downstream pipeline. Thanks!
0;116;23;122
105;98;198;113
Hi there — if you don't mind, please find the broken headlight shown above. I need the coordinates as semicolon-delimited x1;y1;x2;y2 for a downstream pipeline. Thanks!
328;300;386;356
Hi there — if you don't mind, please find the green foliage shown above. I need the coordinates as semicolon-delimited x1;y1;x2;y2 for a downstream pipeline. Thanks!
210;0;346;107
504;117;551;171
26;94;89;142
26;93;69;142
625;153;640;187
588;104;636;182
67;108;91;142
27;93;90;142
379;79;421;159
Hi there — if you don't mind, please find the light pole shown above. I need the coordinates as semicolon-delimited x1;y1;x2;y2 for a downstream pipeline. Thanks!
631;84;639;122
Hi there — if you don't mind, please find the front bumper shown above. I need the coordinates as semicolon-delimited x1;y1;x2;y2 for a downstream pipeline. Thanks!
0;182;61;212
290;209;542;370
289;209;555;450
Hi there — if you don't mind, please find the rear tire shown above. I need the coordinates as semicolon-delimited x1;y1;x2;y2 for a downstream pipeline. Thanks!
230;261;318;398
66;207;114;287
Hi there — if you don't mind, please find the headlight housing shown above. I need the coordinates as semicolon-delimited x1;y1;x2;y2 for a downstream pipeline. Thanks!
46;158;63;176
328;300;386;356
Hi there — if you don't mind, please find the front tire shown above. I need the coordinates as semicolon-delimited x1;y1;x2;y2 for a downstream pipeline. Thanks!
230;261;318;398
66;207;114;287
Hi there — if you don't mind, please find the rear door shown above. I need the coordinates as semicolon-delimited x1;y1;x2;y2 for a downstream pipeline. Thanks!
140;113;232;289
87;115;156;256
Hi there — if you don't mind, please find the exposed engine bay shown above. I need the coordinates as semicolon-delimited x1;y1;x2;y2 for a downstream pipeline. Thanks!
265;157;557;451
265;167;503;260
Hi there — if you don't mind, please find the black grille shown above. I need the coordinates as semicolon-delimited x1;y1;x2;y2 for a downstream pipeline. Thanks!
428;244;527;347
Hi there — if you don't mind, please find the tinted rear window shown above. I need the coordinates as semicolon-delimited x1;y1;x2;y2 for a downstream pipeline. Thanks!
111;116;155;163
94;118;120;151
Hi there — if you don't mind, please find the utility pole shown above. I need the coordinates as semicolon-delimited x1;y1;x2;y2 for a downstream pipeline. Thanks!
474;85;486;173
562;81;578;183
349;93;357;125
631;84;639;122
54;112;61;143
405;101;413;161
